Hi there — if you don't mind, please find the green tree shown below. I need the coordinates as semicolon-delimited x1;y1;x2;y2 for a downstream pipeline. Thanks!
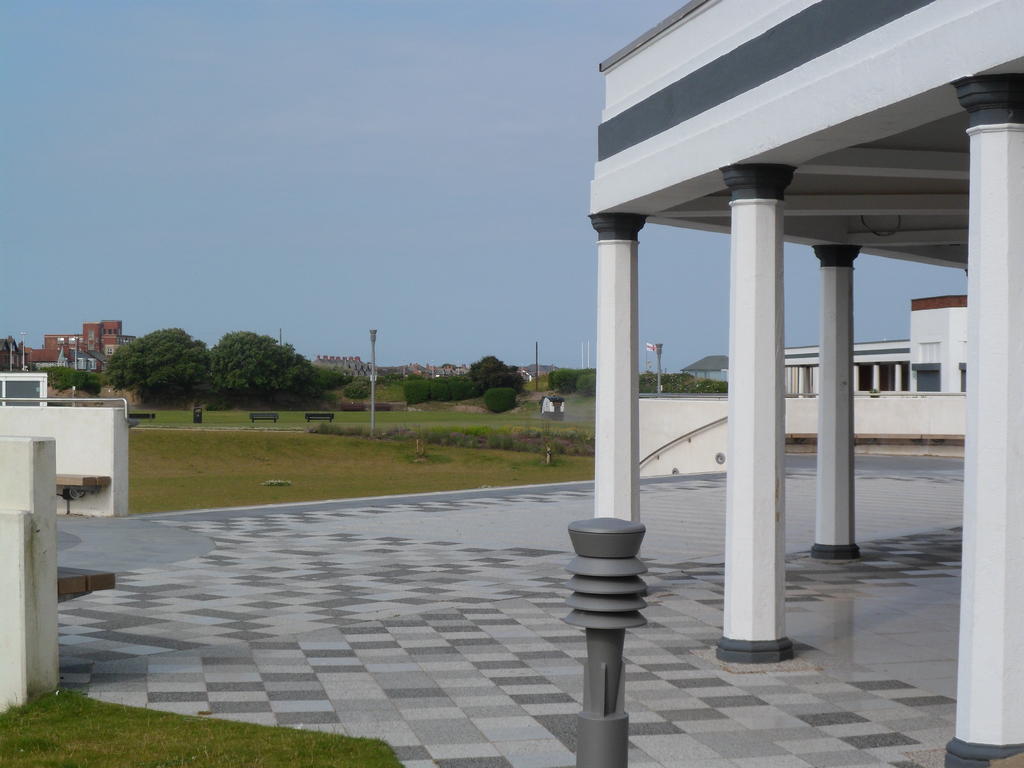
210;332;317;402
468;355;523;393
47;368;102;396
483;387;517;413
105;328;210;402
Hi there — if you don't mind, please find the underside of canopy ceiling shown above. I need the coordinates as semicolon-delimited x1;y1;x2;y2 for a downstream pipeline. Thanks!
651;113;971;268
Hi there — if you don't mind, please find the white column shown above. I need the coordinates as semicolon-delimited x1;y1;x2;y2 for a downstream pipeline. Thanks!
871;364;880;391
895;362;903;392
0;436;58;711
812;245;860;561
948;75;1024;768
590;214;645;521
717;164;794;663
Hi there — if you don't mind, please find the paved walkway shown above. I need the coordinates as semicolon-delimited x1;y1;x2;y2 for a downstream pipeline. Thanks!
58;456;963;768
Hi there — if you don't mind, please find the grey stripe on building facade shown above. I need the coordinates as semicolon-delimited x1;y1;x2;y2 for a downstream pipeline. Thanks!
597;0;938;160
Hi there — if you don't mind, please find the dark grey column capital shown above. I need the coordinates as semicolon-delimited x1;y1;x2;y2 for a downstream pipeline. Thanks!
954;74;1024;127
720;164;796;201
589;213;646;241
814;244;861;268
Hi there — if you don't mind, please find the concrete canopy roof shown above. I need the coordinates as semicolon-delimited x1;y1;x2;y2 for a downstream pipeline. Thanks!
590;0;1024;269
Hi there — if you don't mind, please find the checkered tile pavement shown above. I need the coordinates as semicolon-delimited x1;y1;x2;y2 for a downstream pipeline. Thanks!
56;477;965;768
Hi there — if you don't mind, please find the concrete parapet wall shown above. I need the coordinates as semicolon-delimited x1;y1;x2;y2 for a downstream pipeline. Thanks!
641;394;966;477
785;393;966;436
0;436;59;710
639;397;728;477
0;407;129;517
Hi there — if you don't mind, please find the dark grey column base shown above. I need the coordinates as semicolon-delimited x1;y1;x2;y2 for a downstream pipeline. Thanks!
716;636;794;664
811;543;861;560
946;738;1024;768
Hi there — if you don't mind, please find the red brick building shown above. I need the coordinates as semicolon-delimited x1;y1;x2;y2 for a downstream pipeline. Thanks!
38;320;135;371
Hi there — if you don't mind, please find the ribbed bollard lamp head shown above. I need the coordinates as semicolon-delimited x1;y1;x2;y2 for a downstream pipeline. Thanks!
565;518;648;630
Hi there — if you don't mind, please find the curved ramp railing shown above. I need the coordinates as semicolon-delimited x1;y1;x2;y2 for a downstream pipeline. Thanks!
638;416;728;470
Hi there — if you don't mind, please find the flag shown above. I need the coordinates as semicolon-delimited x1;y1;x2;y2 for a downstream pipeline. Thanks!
645;342;658;352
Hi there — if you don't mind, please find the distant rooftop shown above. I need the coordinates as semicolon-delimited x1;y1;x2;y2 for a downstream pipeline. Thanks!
683;354;728;371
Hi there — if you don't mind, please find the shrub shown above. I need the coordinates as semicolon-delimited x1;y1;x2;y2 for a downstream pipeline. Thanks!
342;378;371;399
483;387;516;413
404;378;431;405
447;376;478;401
548;368;581;394
47;368;102;396
576;371;597;397
429;379;452;402
313;366;353;391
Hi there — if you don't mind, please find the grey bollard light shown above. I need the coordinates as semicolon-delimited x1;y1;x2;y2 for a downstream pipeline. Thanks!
564;518;647;768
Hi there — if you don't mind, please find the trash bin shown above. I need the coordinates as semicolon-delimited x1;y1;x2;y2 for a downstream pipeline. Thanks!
193;407;203;424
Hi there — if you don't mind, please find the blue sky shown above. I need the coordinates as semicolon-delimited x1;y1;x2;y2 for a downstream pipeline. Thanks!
1;1;966;371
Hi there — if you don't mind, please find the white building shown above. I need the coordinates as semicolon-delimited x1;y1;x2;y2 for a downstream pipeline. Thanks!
588;3;1024;764
785;294;966;393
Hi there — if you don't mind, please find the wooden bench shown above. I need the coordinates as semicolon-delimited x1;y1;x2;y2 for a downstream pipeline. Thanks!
57;566;116;602
129;412;156;420
55;474;112;513
250;412;279;423
56;474;111;499
305;412;334;422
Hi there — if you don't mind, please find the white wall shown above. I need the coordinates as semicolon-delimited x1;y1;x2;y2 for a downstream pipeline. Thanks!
640;394;966;476
639;396;728;477
0;437;59;710
910;306;967;392
0;407;129;517
786;394;966;436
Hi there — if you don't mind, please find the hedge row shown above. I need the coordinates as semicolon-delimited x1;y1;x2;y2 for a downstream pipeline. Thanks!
404;376;479;405
315;423;595;456
548;368;595;394
638;372;727;394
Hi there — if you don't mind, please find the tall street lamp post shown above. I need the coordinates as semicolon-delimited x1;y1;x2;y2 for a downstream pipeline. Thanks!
369;329;377;435
20;332;26;370
655;343;663;393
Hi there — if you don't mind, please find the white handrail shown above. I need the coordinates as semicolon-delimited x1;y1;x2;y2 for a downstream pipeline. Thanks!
0;396;131;420
639;416;728;469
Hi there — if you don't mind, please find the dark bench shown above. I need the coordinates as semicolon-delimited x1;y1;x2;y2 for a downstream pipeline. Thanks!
129;412;156;420
250;412;279;423
305;412;334;422
58;567;116;602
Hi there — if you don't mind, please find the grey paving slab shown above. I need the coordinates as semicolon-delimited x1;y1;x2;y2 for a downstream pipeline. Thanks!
57;457;964;767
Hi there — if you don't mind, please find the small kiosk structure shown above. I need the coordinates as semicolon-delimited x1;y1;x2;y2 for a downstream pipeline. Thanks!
540;395;565;421
0;372;48;406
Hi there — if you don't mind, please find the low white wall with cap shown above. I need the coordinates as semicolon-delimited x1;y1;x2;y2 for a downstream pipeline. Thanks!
0;436;59;710
639;396;729;477
0;407;129;517
640;394;967;477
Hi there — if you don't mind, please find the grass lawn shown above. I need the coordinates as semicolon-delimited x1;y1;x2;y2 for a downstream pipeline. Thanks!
0;691;400;768
130;428;594;513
